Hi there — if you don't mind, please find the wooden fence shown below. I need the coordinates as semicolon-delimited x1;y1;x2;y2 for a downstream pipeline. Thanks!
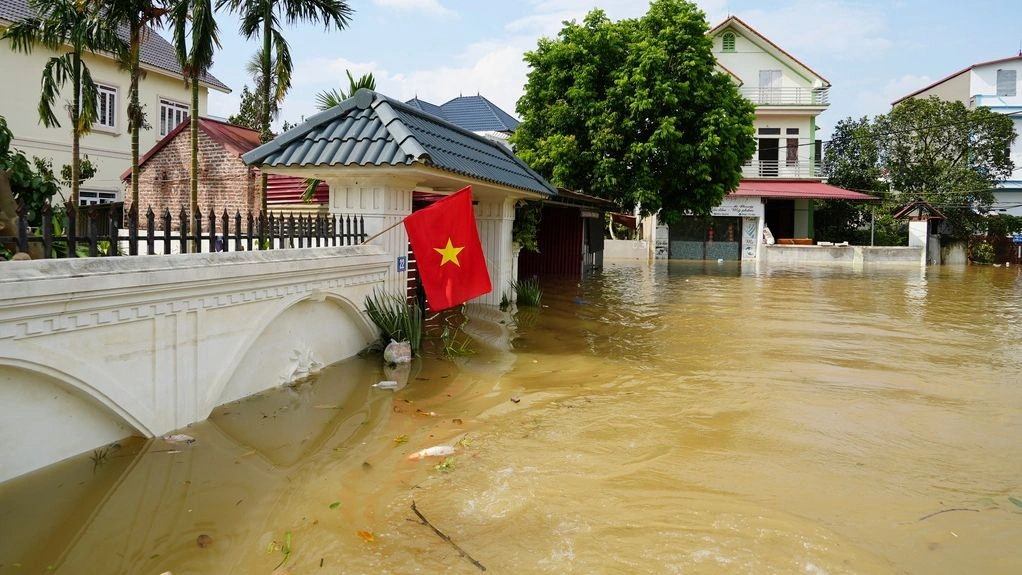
1;203;366;259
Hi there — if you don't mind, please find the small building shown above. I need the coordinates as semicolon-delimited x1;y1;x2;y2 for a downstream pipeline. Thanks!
122;117;328;221
242;89;558;307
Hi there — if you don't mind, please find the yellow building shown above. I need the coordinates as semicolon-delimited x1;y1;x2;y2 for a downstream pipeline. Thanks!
0;0;229;205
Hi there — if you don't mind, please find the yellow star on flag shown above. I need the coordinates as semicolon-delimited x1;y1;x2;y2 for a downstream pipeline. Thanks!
434;238;464;267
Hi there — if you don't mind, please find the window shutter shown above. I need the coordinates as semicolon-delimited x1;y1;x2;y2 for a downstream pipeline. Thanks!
997;69;1017;97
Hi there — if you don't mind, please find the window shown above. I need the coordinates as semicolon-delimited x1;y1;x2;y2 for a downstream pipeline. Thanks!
79;189;118;206
758;69;782;103
722;32;736;52
786;138;799;166
997;69;1017;97
160;99;190;136
95;84;117;130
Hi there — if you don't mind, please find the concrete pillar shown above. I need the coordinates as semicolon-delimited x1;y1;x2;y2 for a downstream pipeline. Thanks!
908;219;928;266
474;197;516;306
327;176;414;296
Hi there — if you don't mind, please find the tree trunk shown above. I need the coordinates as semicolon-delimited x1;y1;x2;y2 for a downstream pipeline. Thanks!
190;72;200;252
260;12;271;215
71;52;82;207
129;25;141;210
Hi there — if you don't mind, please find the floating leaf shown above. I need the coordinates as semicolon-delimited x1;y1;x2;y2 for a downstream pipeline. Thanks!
329;502;341;510
393;435;409;445
434;457;456;473
458;437;472;448
976;497;997;508
1009;496;1022;509
357;530;375;542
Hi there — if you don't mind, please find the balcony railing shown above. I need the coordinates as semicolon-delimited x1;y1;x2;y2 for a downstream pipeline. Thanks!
742;159;823;179
739;86;830;106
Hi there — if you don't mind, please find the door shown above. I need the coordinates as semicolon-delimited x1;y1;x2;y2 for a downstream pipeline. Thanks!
758;69;781;104
758;138;779;177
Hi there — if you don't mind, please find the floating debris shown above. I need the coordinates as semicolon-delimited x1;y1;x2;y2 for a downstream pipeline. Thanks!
196;534;213;548
407;445;456;460
163;434;195;444
372;380;401;390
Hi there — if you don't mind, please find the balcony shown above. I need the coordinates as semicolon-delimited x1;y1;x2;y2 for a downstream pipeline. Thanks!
739;86;830;107
741;159;822;179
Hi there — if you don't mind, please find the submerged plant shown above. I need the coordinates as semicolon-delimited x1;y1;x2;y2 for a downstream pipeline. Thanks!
364;289;423;353
510;278;543;307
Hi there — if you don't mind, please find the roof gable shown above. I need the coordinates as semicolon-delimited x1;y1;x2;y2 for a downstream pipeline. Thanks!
122;117;261;181
892;55;1022;105
243;89;556;197
709;16;830;87
0;0;229;92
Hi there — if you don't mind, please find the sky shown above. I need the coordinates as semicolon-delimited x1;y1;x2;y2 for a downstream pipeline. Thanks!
182;0;1022;140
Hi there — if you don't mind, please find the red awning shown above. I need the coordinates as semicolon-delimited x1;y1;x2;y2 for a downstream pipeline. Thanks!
611;212;637;230
731;180;878;201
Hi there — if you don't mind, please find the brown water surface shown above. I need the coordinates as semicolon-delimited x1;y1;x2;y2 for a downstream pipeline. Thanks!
2;261;1021;574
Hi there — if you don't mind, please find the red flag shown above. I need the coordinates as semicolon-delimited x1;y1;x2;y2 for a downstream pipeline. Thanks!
404;186;492;310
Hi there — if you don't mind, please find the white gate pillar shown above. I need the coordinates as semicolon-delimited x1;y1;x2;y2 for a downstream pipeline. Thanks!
327;176;415;295
473;197;516;306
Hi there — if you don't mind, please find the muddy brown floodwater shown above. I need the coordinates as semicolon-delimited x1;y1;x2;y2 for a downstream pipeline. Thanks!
2;260;1022;574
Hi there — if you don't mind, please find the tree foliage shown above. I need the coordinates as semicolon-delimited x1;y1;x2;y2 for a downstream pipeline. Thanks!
823;96;1017;242
0;115;60;226
512;0;756;221
228;84;262;131
315;70;376;111
2;0;125;207
221;0;353;212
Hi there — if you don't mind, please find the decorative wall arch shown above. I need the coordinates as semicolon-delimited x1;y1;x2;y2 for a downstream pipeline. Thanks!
203;289;379;412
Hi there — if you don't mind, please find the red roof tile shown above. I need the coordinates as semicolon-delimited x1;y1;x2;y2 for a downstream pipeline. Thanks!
731;180;878;201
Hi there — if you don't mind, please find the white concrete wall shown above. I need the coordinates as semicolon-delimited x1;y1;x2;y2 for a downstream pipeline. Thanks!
0;246;389;482
605;239;651;260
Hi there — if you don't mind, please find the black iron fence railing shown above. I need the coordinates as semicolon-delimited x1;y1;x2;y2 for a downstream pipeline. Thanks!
0;203;366;259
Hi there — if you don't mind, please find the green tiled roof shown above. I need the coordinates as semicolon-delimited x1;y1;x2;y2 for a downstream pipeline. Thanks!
242;89;556;197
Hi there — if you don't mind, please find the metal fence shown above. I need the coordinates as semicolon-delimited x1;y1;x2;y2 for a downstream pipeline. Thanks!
1;203;366;259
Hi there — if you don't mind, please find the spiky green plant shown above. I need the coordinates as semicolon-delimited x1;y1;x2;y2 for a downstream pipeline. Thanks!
510;278;543;307
364;290;422;353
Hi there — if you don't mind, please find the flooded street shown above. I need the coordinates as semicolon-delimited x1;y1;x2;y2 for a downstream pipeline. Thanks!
2;260;1021;574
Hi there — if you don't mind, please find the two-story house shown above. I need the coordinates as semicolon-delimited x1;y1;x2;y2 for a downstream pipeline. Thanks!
660;16;875;261
892;55;1022;216
0;0;229;205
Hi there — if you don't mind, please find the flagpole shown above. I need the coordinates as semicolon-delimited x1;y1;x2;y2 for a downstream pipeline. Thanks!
361;216;408;245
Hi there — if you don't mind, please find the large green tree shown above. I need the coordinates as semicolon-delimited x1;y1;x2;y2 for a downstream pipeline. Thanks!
2;0;125;207
221;0;353;213
823;97;1016;242
227;84;261;130
884;96;1015;240
512;0;756;221
816;116;890;244
171;0;220;247
99;0;170;211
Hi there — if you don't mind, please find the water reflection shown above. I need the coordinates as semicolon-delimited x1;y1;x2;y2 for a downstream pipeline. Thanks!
2;261;1022;574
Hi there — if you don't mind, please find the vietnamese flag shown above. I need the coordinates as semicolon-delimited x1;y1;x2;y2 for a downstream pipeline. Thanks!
404;186;492;310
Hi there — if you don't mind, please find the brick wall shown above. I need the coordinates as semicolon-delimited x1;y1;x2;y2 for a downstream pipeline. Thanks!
126;129;258;230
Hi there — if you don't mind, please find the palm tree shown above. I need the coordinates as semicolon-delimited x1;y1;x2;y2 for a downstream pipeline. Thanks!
302;69;374;202
314;69;375;111
171;0;219;250
2;0;126;207
222;0;353;213
98;0;170;211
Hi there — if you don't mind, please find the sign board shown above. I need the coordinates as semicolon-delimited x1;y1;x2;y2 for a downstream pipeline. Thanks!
711;197;763;218
1012;234;1022;245
397;256;407;272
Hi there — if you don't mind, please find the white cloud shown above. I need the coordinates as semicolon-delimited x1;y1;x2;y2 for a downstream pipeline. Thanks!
736;1;892;61
370;0;453;16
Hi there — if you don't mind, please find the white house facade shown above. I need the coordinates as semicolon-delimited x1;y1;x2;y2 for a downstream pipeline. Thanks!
893;55;1022;216
0;1;230;205
652;16;874;262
